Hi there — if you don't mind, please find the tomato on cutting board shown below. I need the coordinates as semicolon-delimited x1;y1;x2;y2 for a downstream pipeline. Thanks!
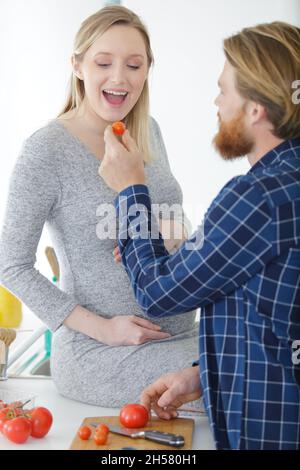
119;404;149;428
78;425;91;440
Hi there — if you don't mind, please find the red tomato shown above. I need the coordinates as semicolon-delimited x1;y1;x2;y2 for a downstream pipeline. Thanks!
0;407;16;432
29;407;53;438
95;423;109;435
78;425;91;440
0;409;9;432
119;404;149;428
2;417;31;444
93;430;108;445
112;121;126;136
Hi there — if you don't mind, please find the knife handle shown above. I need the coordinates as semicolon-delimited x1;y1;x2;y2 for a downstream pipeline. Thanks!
143;430;185;448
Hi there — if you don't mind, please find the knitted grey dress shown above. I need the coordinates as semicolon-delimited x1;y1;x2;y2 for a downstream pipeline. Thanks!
0;117;199;407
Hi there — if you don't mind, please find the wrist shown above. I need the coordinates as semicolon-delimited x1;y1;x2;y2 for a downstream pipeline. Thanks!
93;315;110;343
118;180;145;193
63;305;109;342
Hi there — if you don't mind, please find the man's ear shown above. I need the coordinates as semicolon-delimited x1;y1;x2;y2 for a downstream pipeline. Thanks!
248;101;268;126
71;54;84;80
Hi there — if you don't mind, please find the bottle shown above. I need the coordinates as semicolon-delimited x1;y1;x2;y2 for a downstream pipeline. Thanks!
0;285;22;328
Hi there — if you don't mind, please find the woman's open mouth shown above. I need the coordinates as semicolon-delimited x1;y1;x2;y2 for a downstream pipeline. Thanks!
102;89;128;108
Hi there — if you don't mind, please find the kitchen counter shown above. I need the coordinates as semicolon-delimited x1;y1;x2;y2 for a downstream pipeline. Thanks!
0;378;215;450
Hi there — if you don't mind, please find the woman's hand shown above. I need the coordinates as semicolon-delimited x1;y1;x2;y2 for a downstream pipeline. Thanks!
64;306;170;346
159;219;188;253
102;315;171;346
140;366;202;420
99;126;145;193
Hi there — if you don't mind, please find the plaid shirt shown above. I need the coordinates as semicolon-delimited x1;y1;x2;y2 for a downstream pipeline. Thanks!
115;138;300;450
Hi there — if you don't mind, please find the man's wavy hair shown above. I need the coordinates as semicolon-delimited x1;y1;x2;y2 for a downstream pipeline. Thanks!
224;21;300;139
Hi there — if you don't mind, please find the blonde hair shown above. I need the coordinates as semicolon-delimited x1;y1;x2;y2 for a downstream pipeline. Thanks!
57;5;154;162
224;21;300;139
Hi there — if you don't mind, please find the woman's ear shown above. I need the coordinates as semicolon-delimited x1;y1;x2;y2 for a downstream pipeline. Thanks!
71;54;83;80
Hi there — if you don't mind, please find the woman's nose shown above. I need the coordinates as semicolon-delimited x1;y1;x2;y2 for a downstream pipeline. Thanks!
110;65;126;84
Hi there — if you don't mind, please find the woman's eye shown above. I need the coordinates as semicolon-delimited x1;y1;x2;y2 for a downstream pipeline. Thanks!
97;64;140;69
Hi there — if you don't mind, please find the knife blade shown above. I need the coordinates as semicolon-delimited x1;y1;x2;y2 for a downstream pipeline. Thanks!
90;423;185;448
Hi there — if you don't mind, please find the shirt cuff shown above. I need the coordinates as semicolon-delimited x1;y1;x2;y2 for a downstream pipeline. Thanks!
115;184;151;216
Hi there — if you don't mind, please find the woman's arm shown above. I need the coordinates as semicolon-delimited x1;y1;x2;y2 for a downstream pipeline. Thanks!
0;136;78;331
64;305;170;345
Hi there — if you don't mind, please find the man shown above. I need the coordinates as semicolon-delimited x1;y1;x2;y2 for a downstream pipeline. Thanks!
99;22;300;450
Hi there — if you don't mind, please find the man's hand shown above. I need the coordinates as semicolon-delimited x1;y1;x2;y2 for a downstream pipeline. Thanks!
140;366;202;420
99;126;145;193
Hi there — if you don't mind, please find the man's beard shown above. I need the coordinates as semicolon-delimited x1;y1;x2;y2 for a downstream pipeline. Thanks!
213;108;254;160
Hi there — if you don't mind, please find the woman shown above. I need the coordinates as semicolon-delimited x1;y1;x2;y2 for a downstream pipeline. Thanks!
0;5;199;406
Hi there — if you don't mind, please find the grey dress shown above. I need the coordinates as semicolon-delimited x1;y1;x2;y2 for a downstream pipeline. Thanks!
0;117;199;407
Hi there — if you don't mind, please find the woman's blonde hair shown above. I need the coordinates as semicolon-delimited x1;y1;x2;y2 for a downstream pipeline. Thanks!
224;21;300;139
57;5;154;162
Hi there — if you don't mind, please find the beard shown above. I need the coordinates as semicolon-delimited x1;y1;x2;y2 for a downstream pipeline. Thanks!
213;108;254;160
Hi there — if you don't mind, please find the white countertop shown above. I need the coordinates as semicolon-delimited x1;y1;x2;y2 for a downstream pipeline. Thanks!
0;377;215;450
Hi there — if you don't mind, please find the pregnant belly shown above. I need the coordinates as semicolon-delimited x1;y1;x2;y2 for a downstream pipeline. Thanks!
63;265;199;337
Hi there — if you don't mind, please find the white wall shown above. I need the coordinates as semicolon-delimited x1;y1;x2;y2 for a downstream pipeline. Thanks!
125;0;300;227
0;0;299;309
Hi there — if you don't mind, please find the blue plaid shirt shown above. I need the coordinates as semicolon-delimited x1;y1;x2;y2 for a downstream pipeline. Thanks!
115;138;300;450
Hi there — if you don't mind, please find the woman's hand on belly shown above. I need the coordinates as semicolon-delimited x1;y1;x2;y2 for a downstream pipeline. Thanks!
101;315;171;346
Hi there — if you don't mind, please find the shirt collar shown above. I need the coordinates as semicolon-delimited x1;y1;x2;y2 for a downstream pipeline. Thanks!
249;138;300;174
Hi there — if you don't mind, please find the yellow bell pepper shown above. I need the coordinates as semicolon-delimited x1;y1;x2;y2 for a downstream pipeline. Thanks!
0;285;22;327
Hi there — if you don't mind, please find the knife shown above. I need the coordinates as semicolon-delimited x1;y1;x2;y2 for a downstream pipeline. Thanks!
90;423;185;448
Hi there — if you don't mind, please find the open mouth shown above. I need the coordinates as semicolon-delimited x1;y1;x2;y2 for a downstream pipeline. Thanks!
102;90;128;107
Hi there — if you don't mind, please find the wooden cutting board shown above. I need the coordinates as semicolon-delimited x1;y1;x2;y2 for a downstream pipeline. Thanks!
70;416;194;450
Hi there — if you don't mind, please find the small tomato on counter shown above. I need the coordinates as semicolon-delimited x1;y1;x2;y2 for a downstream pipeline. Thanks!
2;416;31;444
29;406;53;438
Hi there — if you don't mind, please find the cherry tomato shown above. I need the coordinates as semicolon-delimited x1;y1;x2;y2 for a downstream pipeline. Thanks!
0;406;18;432
29;407;53;438
119;404;149;428
112;121;126;136
93;430;108;445
0;408;10;432
2;417;31;444
95;423;109;435
78;425;91;440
